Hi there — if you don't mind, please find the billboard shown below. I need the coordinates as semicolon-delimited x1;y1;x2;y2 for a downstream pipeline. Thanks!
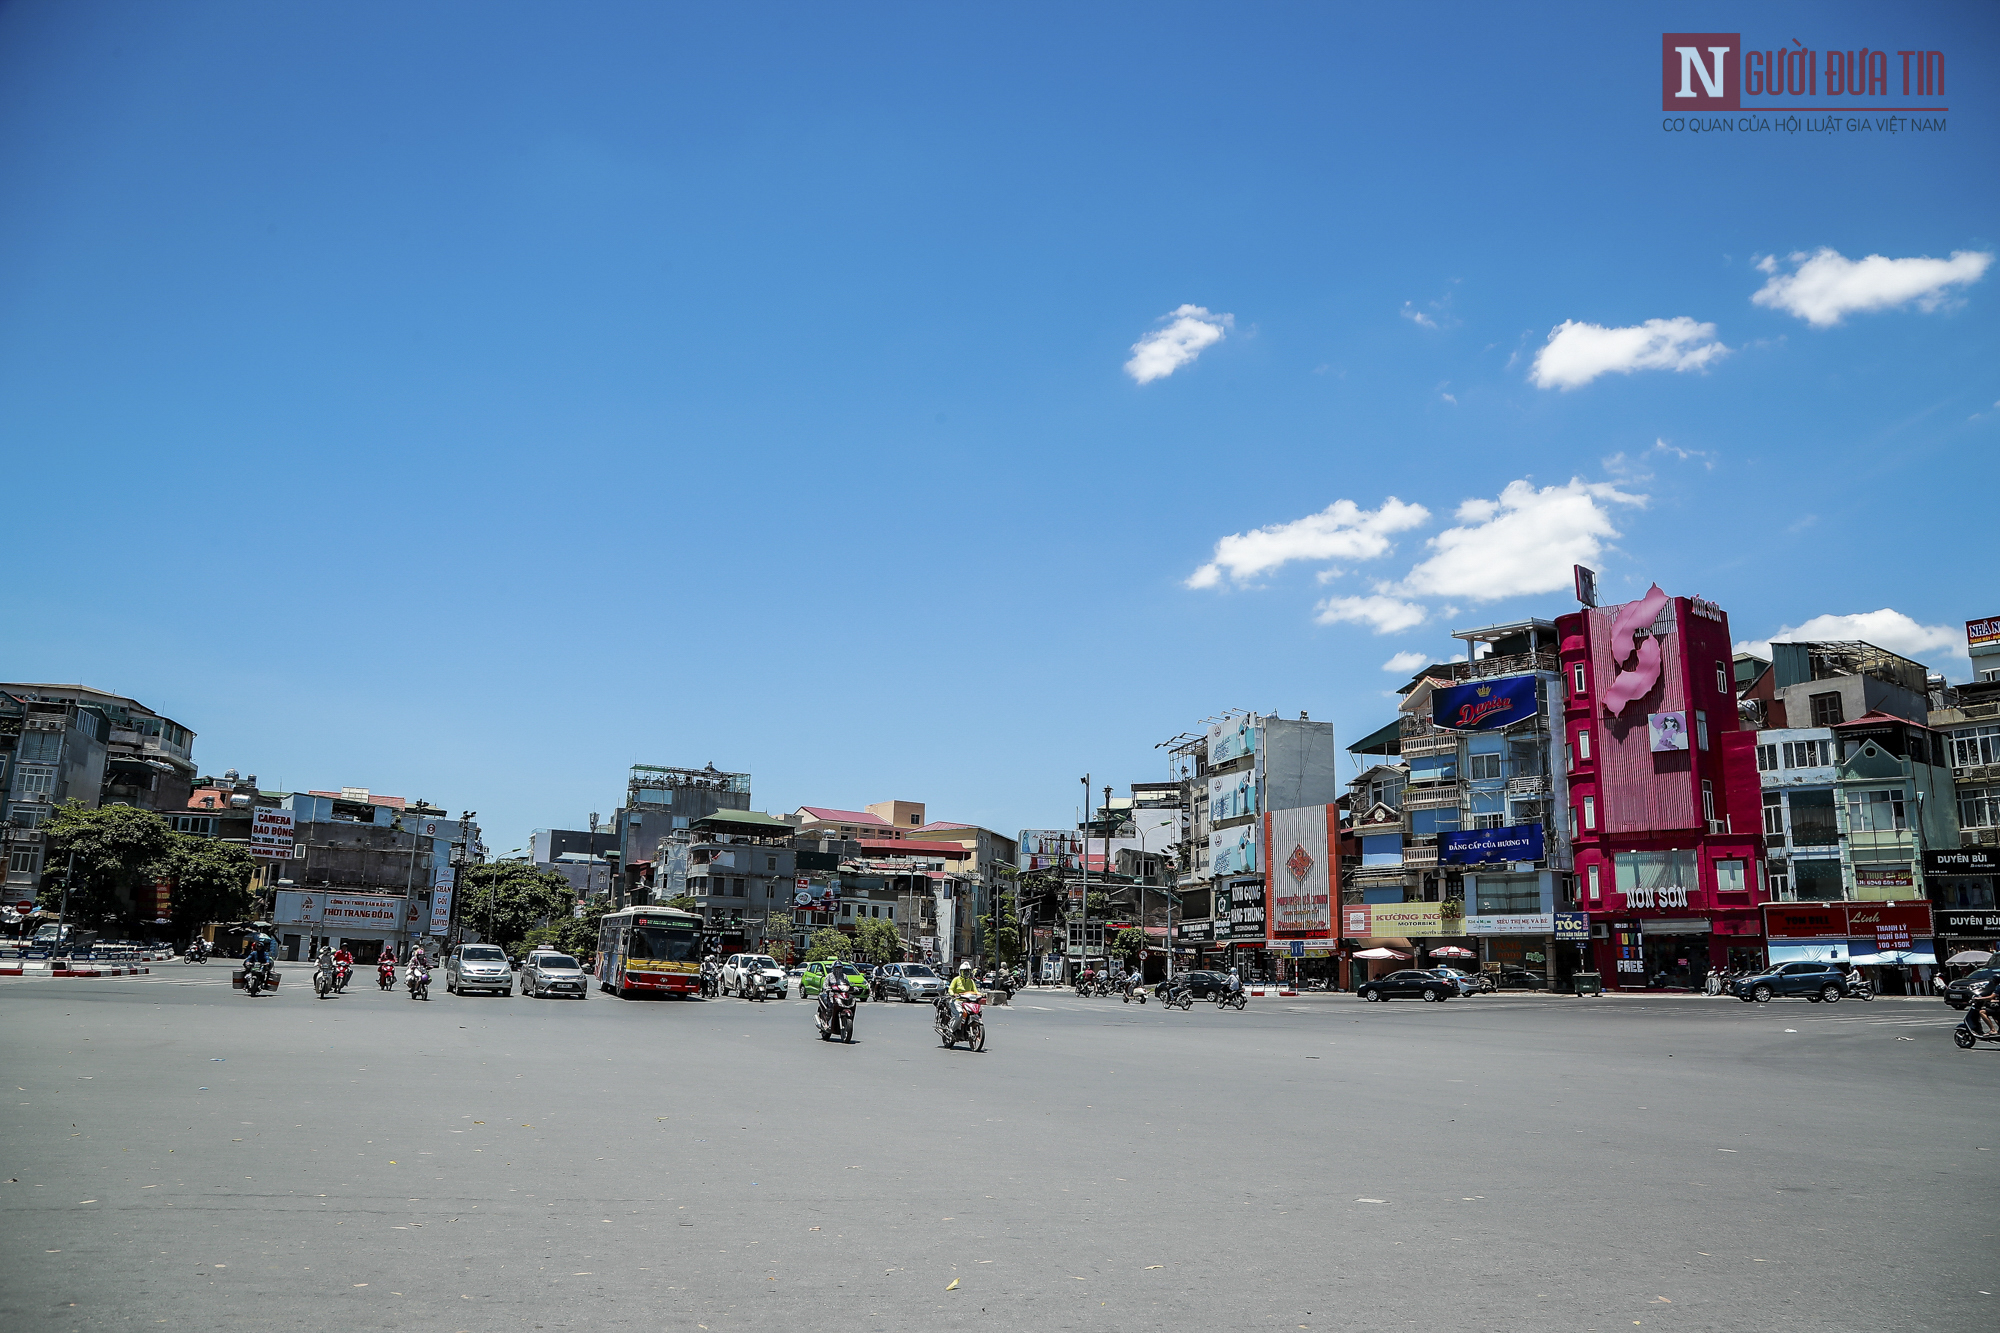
275;891;409;929
1431;676;1537;731
1763;902;1932;942
1209;764;1261;823
1208;714;1260;766
1214;876;1266;941
1440;823;1546;866
250;807;295;859
429;866;455;935
1017;829;1082;871
1264;805;1336;942
1340;901;1463;939
1209;822;1259;877
1969;616;2000;649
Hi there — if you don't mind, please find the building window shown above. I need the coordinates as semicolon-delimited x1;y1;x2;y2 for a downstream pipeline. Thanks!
732;877;746;896
1467;753;1503;781
1783;739;1833;768
169;815;214;835
871;904;881;918
1474;873;1541;915
1767;862;1790;899
841;903;851;918
766;856;777;871
1714;859;1747;894
1701;780;1716;823
1695;710;1709;751
1568;806;1579;837
1757;743;1778;771
1615;850;1696;901
1577;730;1591;761
1586;863;1601;901
12;767;55;798
885;905;894;921
1960;785;2000;830
1951;725;2000;768
1582;796;1596;830
1716;662;1729;694
1572;664;1586;697
1809;692;1845;727
1564;743;1574;773
7;849;38;875
1762;789;1785;836
1846;789;1906;832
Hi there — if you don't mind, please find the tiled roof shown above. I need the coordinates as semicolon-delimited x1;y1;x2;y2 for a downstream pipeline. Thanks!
914;821;975;833
798;806;892;826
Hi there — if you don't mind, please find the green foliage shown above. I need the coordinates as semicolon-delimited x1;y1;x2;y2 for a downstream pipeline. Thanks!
853;917;903;965
803;926;849;962
664;895;699;913
1113;927;1148;964
161;834;256;935
981;891;1021;966
457;862;578;956
39;802;177;931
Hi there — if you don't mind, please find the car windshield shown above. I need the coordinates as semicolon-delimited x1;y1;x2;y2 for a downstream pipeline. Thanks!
904;965;936;977
538;955;578;970
746;956;777;970
630;925;699;962
462;946;505;961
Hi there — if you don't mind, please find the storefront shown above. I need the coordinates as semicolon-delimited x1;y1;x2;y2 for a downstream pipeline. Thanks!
1763;901;1936;993
1927;851;1998;976
1342;901;1472;979
273;889;427;962
1934;907;2000;975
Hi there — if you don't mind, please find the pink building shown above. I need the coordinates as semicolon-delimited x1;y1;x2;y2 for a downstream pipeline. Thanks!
1557;588;1768;988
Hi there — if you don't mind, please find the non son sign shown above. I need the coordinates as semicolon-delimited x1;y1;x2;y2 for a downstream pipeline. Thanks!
1625;884;1689;909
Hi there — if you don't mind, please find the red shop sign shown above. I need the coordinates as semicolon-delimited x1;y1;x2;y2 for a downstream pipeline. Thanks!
1763;902;1932;941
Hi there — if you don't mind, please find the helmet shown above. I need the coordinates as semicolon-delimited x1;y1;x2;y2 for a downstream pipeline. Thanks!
959;962;972;971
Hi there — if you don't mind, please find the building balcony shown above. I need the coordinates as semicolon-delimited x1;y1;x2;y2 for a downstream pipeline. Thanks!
1403;785;1461;810
1443;650;1559;682
1505;776;1548;797
1403;839;1439;869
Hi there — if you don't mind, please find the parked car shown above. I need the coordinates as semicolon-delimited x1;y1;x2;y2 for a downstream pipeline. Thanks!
871;962;946;1003
521;952;588;999
1730;960;1849;1004
801;959;872;999
1167;970;1234;1001
1943;967;2000;1010
446;943;514;996
1426;966;1485;996
1487;967;1547;991
721;954;787;999
1357;969;1455;1002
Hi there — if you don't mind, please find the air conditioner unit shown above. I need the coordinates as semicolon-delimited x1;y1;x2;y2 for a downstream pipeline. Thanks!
1592;923;1609;938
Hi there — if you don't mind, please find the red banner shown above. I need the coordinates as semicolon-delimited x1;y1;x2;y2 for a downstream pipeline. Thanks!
1763;902;1931;941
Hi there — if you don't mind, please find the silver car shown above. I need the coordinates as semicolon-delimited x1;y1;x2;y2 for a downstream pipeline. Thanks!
446;943;513;996
522;951;588;1000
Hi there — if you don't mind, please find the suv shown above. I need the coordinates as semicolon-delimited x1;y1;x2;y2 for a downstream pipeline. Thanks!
1731;960;1848;1004
801;959;871;1000
721;954;787;999
446;944;513;996
872;962;945;1003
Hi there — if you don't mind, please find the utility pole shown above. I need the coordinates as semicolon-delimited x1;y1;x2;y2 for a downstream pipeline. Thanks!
1078;773;1090;983
55;846;76;962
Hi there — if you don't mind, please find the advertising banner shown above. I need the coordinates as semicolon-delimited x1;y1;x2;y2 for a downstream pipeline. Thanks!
1176;918;1213;943
250;807;294;846
1209;823;1259;877
1969;616;2000;649
1464;913;1554;935
1937;909;2000;937
1340;900;1464;939
1763;902;1932;941
275;891;406;929
1553;911;1591;942
1431;676;1537;731
429;867;455;935
1017;829;1082;871
1926;848;2000;874
1263;805;1336;942
1208;764;1261;823
1440;823;1546;866
1208;714;1260;766
1214;877;1267;941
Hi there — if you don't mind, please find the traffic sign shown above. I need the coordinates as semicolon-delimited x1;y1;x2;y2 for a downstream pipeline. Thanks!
15;900;32;913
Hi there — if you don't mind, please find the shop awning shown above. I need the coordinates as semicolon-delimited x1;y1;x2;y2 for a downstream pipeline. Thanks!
1353;946;1410;959
1848;950;1938;967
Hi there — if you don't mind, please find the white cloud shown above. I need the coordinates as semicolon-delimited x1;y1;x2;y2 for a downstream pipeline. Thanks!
1751;247;1993;327
1314;595;1428;635
1381;650;1429;673
1529;317;1727;390
1735;609;1968;667
1187;497;1430;588
1125;304;1233;384
1397;479;1646;602
1400;302;1437;330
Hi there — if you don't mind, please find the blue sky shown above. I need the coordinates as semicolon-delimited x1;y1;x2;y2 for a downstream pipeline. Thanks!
4;1;1994;851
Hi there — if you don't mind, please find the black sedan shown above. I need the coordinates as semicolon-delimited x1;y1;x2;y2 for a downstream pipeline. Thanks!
1162;970;1233;1001
1943;968;1999;1010
1357;969;1455;1002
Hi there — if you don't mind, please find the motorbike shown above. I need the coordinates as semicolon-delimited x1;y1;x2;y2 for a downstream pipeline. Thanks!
1120;978;1148;1005
240;959;272;996
935;995;986;1051
1160;981;1193;1010
1845;974;1875;1001
699;966;719;999
1953;1005;2000;1049
816;982;858;1043
1218;985;1248;1011
313;966;336;998
407;964;431;1001
377;961;397;991
183;942;208;966
334;961;352;992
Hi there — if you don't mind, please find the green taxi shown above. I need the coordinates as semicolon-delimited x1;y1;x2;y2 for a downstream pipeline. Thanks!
799;959;870;1000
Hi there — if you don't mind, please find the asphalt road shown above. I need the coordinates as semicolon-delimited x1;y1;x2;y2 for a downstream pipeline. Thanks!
1;969;1992;1333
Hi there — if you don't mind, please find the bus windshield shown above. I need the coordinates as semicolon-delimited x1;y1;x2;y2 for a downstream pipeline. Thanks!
630;925;698;962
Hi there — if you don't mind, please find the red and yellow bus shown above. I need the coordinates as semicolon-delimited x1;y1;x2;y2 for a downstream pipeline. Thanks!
596;906;702;998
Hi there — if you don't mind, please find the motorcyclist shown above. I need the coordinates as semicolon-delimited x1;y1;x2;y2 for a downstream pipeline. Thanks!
699;956;719;998
243;936;273;971
943;961;981;1034
187;937;208;962
1970;976;2000;1036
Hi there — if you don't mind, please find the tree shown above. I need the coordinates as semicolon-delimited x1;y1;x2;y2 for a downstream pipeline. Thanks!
853;917;902;965
456;863;577;956
803;926;849;962
1112;927;1148;966
520;894;610;960
664;895;699;913
981;890;1021;967
160;835;256;938
39;802;177;932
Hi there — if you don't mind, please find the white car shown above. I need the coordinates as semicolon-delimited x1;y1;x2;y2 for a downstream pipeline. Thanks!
721;953;787;999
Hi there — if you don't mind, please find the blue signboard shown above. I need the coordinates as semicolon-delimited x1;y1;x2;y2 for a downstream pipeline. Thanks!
1553;911;1590;942
1431;676;1538;731
1440;822;1546;865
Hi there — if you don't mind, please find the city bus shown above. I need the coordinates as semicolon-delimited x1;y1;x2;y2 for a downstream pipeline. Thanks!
596;905;703;998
